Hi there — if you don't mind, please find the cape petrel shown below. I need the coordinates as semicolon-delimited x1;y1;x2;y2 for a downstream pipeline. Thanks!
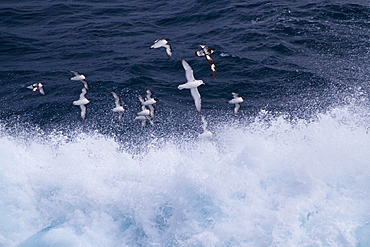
27;82;45;95
195;44;217;78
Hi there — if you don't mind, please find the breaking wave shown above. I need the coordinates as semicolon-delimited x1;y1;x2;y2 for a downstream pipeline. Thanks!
1;104;369;246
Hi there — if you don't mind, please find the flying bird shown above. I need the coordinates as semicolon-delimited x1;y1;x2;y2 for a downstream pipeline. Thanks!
149;39;172;58
195;44;217;78
73;87;90;121
68;70;89;89
135;105;154;127
111;91;127;122
136;105;150;117
137;89;158;118
27;82;45;95
198;115;213;139
227;92;244;116
178;59;204;112
145;89;158;104
137;91;158;107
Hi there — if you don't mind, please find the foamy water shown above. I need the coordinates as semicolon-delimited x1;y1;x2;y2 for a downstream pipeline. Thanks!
1;105;369;246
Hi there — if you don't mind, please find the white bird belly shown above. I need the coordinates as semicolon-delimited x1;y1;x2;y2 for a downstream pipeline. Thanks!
137;109;150;116
178;80;202;90
112;106;125;112
229;98;243;104
70;75;85;80
143;98;156;105
73;98;89;105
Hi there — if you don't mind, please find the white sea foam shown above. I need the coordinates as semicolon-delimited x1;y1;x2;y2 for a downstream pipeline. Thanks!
1;105;370;246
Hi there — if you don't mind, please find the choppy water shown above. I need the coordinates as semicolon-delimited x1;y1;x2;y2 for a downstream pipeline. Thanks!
0;1;370;246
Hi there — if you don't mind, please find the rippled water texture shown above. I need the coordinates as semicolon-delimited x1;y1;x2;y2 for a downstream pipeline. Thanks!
0;1;370;246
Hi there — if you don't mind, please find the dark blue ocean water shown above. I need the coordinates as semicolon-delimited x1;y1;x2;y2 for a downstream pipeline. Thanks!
1;1;370;246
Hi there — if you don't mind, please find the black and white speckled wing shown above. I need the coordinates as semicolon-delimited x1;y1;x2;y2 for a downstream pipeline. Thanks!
205;54;217;78
195;50;206;57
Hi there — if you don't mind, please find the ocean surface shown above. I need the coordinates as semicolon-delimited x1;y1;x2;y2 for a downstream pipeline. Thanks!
1;0;370;246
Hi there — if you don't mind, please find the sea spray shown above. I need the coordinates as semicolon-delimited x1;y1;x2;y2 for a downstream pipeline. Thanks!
0;105;369;246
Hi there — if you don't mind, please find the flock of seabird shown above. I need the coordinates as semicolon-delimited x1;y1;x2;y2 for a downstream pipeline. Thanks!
27;38;244;138
134;89;157;127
